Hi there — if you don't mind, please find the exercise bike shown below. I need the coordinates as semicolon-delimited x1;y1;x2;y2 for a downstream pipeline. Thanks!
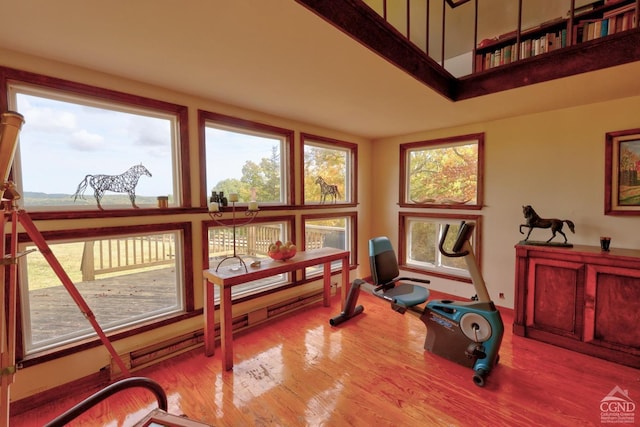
330;221;503;386
421;221;504;387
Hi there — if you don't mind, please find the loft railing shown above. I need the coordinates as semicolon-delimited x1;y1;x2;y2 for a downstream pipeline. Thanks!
362;0;639;76
297;0;640;98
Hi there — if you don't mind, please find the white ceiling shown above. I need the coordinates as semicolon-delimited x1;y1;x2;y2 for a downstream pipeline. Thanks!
1;0;640;139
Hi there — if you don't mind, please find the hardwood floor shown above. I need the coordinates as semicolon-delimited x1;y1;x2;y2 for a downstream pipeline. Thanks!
10;292;640;426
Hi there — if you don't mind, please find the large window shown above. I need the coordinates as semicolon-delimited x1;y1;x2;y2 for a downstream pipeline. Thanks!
19;225;188;355
302;133;357;206
6;77;187;211
302;213;356;278
399;213;481;282
200;111;294;207
400;133;484;209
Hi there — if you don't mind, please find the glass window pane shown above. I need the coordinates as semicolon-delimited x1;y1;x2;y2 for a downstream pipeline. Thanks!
403;215;479;280
408;142;478;204
205;126;285;205
409;221;437;265
20;232;183;354
302;134;356;205
304;216;350;277
11;87;178;209
304;143;348;204
401;133;483;209
207;221;290;300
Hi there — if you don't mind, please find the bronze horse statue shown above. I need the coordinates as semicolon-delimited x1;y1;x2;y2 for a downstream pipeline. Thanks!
520;205;575;243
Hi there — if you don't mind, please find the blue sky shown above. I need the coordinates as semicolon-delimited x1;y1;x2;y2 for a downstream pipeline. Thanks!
15;93;274;198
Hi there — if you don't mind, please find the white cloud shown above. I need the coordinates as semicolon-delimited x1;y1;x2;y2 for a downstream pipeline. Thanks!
68;129;104;151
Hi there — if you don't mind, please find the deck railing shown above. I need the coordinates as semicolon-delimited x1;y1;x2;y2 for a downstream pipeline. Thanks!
81;234;175;281
81;225;345;280
207;224;343;257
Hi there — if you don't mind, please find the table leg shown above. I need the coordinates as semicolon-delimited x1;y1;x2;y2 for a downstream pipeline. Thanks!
204;279;215;357
220;286;234;371
323;261;331;307
341;255;349;310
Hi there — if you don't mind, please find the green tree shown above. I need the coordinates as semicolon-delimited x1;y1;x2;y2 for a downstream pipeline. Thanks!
409;144;477;203
211;146;281;203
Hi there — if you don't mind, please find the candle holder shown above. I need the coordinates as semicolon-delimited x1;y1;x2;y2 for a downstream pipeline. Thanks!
208;201;259;272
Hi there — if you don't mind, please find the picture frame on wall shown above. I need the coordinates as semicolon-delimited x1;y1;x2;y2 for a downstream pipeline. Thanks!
605;128;640;215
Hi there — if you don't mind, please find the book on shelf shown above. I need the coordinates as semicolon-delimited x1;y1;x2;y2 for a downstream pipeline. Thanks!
569;1;603;17
575;1;637;43
602;2;635;17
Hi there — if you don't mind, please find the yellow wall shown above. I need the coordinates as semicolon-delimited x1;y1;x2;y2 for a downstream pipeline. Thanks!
371;95;640;308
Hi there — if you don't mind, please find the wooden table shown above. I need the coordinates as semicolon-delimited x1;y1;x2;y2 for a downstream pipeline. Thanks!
203;247;350;370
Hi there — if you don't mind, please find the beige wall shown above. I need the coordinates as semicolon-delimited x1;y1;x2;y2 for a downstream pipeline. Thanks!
370;94;640;309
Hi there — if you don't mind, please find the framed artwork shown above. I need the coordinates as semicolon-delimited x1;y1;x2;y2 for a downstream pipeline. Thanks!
605;128;640;215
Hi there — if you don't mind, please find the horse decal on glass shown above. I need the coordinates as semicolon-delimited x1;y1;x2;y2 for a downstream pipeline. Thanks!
73;164;152;210
315;176;341;204
519;205;575;244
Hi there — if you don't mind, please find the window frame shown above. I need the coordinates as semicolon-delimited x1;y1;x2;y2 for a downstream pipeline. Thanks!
1;66;191;216
301;133;358;207
198;110;295;209
15;221;194;363
301;212;357;280
398;212;482;283
399;132;484;210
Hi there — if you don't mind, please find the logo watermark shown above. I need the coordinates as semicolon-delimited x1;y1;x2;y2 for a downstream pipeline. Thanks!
600;386;635;424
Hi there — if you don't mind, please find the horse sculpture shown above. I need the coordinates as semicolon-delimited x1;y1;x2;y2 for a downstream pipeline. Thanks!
73;164;152;210
520;205;575;243
315;176;340;204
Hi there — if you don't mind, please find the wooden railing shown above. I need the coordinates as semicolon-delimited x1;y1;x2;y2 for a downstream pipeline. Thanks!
80;225;345;280
81;234;175;281
208;224;344;257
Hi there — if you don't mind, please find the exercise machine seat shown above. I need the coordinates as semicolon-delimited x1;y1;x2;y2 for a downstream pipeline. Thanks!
369;236;430;308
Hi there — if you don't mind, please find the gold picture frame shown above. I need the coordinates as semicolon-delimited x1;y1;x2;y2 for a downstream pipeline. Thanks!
605;128;640;215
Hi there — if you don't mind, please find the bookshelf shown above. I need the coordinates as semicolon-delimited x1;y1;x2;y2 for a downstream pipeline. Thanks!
474;0;639;73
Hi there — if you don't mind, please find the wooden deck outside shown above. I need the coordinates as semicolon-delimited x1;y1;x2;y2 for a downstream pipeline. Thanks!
26;267;178;345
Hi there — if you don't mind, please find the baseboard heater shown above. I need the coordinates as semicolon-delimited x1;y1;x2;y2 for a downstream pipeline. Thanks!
112;288;328;375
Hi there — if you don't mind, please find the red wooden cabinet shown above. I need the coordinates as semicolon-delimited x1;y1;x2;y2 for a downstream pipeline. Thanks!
514;244;640;368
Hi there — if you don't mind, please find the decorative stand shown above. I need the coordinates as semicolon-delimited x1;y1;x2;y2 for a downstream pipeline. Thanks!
208;201;259;272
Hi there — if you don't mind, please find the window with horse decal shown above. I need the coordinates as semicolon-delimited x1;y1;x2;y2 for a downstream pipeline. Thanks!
302;133;357;205
8;82;180;210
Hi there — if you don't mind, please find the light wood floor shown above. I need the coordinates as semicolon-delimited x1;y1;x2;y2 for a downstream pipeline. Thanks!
10;292;640;426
